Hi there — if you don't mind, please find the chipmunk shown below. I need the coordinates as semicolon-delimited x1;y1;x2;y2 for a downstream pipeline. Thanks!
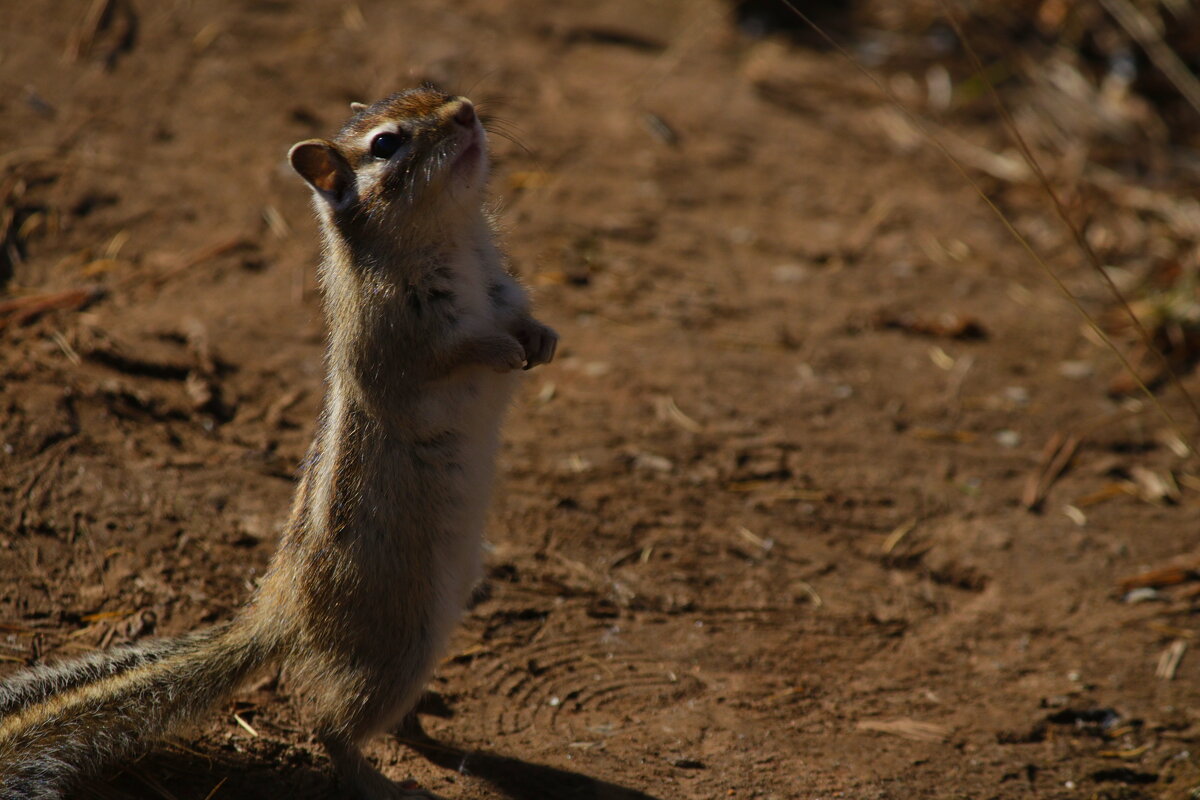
0;87;557;799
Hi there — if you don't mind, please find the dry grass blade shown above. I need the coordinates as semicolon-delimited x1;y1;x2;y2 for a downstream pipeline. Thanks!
1099;0;1200;118
655;396;703;433
138;234;253;289
64;0;137;68
1073;482;1135;508
882;519;917;554
0;147;57;174
792;579;823;607
64;0;115;61
1148;621;1196;639
857;718;950;742
935;0;1200;455
1119;560;1200;593
201;778;228;800
780;0;1199;459
1022;431;1080;511
232;712;259;737
0;285;106;331
1022;409;1139;510
1156;639;1188;680
1097;743;1153;759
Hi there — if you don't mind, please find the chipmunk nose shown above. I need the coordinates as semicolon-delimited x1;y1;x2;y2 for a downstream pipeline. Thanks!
451;100;476;127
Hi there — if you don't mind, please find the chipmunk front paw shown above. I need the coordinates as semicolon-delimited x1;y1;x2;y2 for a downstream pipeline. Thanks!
456;333;528;374
474;334;526;373
513;317;558;370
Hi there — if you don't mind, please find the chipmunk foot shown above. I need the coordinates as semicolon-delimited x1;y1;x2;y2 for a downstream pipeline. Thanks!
395;778;444;799
326;738;444;800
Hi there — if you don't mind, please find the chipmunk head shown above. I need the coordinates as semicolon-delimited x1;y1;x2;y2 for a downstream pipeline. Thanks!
289;88;489;225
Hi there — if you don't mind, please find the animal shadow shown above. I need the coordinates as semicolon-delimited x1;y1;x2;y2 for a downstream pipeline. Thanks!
406;733;664;800
80;741;339;800
77;724;662;800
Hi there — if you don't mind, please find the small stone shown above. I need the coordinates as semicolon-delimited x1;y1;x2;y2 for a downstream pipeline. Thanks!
729;227;756;245
583;361;610;377
1059;360;1093;379
994;429;1021;448
634;452;674;473
772;263;809;283
1004;386;1030;405
1123;587;1161;604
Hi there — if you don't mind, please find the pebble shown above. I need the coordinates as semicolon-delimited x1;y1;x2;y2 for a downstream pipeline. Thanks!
1059;360;1093;379
772;263;809;283
994;429;1021;448
1122;587;1161;604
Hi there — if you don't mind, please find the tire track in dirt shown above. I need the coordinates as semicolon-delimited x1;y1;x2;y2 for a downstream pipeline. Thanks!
470;632;704;740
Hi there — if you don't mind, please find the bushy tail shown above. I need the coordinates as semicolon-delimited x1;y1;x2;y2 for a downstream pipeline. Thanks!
0;633;198;718
0;620;274;799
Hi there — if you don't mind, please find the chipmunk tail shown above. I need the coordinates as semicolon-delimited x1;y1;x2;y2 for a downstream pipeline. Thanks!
0;620;275;799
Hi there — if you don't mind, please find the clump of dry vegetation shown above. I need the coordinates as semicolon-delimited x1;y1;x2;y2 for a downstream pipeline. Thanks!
741;0;1200;407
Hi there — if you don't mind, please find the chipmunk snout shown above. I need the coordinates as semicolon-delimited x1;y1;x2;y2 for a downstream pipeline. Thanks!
451;100;476;127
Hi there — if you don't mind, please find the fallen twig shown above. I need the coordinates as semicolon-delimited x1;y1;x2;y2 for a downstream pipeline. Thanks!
857;718;950;743
1119;559;1200;594
0;286;105;331
137;234;254;289
1099;0;1200;119
1022;410;1139;511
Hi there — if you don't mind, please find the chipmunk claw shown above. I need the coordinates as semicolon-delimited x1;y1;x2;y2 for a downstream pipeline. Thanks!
498;341;527;373
514;318;558;370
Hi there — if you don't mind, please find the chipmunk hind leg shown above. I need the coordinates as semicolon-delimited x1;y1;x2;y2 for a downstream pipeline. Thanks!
322;736;443;800
309;662;441;799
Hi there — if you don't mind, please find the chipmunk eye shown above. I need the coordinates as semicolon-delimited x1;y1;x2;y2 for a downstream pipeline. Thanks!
370;131;408;159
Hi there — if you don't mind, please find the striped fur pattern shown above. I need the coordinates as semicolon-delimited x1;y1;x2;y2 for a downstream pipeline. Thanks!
0;88;556;799
0;623;273;798
0;635;187;718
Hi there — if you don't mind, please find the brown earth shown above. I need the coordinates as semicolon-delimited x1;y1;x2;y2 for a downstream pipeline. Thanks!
3;2;1200;799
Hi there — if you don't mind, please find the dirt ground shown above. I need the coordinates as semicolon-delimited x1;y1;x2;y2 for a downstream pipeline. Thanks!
3;1;1200;798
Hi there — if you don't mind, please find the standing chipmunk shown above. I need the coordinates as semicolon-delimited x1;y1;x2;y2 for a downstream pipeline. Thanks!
0;87;557;799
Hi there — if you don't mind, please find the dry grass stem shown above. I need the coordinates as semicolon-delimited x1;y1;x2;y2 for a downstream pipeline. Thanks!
857;718;950;742
1156;639;1188;680
1099;0;1200;117
231;713;259;737
882;519;917;554
1119;561;1200;593
200;778;228;800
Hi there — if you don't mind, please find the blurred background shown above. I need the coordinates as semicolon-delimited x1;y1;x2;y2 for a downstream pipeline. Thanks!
3;1;1200;798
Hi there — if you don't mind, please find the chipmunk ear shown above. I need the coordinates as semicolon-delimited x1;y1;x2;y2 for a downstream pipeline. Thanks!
289;139;355;206
350;102;368;113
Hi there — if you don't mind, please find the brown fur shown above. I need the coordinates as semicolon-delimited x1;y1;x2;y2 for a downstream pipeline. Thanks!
0;88;556;800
